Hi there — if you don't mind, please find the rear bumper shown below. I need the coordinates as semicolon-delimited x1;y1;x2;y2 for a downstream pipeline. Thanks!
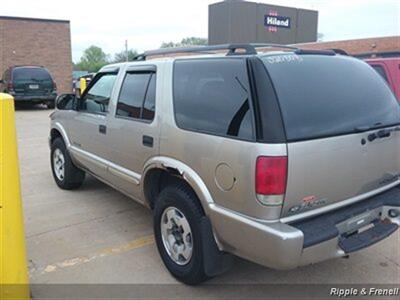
13;93;57;102
208;186;400;270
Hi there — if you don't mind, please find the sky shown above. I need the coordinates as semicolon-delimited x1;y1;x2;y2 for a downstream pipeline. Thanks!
2;0;399;62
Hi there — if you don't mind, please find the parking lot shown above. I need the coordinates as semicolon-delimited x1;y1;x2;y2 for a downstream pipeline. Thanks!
17;106;400;286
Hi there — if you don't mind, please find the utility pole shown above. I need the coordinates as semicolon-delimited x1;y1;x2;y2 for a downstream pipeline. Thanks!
125;40;128;62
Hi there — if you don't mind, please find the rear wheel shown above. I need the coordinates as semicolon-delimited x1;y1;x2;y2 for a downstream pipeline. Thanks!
51;137;85;189
46;101;55;109
154;183;209;285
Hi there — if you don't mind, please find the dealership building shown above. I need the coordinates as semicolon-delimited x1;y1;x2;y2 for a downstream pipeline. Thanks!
209;0;318;45
208;1;399;56
0;16;72;94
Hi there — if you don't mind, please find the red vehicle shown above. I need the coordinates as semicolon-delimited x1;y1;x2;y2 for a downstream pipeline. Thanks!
356;52;400;100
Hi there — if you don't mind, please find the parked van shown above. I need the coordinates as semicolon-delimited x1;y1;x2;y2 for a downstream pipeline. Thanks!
1;66;57;108
356;52;400;100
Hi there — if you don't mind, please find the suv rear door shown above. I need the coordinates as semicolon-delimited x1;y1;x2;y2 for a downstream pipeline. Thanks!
261;54;400;219
105;65;159;200
12;67;54;96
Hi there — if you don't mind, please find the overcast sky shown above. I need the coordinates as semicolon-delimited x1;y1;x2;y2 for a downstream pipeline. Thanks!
2;0;399;62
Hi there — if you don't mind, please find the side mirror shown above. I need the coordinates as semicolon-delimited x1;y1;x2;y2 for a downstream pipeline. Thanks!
56;93;76;110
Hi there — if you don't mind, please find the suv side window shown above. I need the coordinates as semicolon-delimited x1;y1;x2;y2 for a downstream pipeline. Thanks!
80;73;117;114
116;72;156;121
173;58;254;140
371;65;389;83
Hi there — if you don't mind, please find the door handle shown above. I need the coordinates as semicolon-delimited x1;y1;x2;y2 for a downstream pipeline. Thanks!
142;135;153;147
99;124;107;134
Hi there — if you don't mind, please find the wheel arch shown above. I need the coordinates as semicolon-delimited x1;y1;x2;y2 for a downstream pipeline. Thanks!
142;157;214;215
50;123;71;148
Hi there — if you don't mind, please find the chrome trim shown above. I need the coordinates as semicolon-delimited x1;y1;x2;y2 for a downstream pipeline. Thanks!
280;181;400;223
69;145;141;185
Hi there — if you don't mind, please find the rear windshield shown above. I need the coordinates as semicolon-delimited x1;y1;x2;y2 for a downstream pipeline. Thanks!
262;54;400;141
12;67;52;82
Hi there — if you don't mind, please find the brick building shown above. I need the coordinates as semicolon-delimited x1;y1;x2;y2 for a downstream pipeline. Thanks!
0;16;72;94
295;36;400;55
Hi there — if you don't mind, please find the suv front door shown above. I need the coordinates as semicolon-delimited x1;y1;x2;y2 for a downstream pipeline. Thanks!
68;71;118;178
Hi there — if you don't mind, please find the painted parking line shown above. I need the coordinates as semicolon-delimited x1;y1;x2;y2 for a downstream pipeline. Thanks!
37;235;155;275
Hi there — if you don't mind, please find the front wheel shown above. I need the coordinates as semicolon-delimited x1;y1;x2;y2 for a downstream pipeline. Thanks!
50;137;85;189
154;183;209;285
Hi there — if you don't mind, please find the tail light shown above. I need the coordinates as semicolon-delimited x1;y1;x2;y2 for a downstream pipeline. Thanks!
53;81;57;91
255;156;287;205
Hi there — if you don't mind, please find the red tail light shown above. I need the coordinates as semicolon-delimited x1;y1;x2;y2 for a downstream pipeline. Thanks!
256;156;287;195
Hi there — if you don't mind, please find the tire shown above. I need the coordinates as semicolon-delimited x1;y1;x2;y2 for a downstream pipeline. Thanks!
46;101;55;109
50;137;85;189
154;183;209;285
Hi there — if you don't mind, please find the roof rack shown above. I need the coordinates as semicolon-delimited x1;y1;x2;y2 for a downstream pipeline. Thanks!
328;48;348;55
133;43;300;61
353;51;400;59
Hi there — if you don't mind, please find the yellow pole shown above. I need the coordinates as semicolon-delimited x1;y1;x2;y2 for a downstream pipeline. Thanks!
79;77;87;95
0;93;29;299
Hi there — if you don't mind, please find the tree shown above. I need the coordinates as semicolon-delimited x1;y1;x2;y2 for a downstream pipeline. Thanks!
76;45;109;72
160;37;208;48
113;49;138;63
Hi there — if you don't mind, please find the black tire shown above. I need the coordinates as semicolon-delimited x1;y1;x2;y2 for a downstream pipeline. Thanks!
50;137;85;189
154;183;209;285
46;101;55;109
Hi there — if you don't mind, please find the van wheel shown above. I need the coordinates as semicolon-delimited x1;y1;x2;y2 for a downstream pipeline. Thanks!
46;101;55;109
154;183;209;285
51;137;85;189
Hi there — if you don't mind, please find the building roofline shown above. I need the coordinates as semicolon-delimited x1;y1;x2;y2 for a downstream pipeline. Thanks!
0;15;69;23
293;35;399;47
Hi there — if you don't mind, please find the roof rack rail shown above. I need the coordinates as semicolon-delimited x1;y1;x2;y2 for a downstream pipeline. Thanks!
328;48;348;55
133;43;300;61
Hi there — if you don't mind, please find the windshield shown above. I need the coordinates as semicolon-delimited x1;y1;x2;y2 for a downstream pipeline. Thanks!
262;54;400;141
13;67;52;82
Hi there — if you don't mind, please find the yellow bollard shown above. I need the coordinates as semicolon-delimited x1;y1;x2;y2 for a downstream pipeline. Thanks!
79;77;87;96
0;93;29;299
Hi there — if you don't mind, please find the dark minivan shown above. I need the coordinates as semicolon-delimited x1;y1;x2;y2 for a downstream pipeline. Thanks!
1;66;57;108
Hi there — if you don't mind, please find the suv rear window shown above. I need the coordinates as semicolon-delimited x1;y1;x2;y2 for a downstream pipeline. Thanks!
12;67;52;82
262;54;400;141
173;58;254;141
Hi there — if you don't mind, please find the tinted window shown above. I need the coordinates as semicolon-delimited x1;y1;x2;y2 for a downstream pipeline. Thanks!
173;59;253;140
116;72;156;121
262;54;400;141
81;73;117;114
371;65;389;83
143;74;156;121
13;67;52;82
